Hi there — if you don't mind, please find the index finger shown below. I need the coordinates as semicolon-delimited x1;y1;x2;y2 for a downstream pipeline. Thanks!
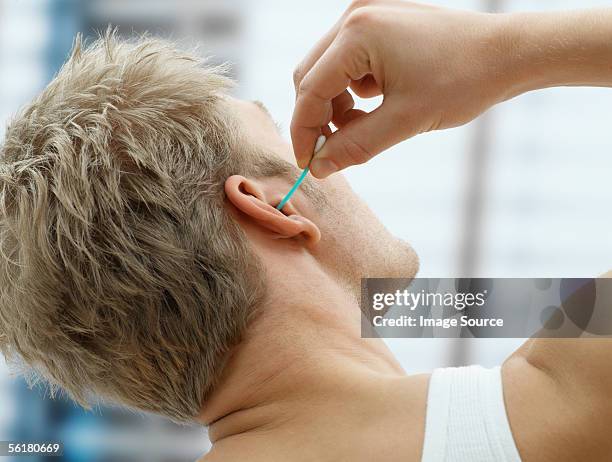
291;38;369;168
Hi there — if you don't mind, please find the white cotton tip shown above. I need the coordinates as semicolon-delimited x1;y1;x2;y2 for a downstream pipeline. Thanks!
314;135;327;154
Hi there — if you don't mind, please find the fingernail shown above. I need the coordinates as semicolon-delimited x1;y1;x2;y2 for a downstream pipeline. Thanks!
310;158;338;178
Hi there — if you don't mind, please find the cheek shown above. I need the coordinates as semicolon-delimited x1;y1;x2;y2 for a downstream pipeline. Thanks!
312;174;389;251
312;175;354;209
317;199;372;256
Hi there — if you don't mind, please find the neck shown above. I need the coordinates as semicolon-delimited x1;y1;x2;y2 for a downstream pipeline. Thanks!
197;281;428;461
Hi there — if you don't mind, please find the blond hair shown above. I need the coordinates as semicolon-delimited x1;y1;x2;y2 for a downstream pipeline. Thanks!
0;31;291;422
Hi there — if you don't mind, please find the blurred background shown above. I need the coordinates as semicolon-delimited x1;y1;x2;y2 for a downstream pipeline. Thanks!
1;0;611;460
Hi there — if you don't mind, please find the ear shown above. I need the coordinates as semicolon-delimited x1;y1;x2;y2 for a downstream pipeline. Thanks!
224;175;321;246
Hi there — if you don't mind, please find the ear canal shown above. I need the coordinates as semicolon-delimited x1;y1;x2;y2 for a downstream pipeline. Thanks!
238;181;250;195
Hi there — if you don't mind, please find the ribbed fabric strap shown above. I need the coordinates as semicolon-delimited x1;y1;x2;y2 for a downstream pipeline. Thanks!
421;365;522;462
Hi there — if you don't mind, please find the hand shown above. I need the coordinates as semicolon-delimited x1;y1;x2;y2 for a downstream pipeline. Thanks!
290;0;509;178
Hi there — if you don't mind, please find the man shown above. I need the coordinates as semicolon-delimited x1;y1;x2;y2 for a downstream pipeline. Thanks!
0;31;424;458
0;6;611;461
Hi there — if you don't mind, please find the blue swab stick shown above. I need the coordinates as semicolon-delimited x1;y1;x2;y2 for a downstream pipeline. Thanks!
276;167;310;211
276;135;326;210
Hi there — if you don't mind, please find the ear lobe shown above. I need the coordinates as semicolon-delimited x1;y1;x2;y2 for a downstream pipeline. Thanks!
224;175;321;246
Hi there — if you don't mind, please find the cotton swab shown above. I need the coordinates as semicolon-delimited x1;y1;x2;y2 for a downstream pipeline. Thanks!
276;135;326;210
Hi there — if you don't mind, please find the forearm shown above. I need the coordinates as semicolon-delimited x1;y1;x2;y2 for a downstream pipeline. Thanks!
291;2;612;174
495;8;612;100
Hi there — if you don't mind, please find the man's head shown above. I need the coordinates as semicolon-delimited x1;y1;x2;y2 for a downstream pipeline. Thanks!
0;32;417;423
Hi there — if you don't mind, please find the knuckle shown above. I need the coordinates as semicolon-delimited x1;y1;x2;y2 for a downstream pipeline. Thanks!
344;6;376;31
297;75;319;99
292;65;305;89
349;0;374;12
296;80;310;98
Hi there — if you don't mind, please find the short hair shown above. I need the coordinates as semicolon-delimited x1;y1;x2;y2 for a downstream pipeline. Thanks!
0;31;291;422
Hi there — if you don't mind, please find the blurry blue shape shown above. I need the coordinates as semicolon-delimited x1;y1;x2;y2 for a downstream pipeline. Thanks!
46;0;83;80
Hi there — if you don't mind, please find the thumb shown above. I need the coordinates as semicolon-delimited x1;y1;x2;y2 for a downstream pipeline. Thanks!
309;100;419;179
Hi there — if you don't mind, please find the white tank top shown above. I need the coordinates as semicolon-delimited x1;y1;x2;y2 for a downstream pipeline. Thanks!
421;365;522;462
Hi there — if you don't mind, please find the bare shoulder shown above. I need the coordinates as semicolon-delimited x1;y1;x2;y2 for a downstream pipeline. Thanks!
502;344;612;462
502;272;612;461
